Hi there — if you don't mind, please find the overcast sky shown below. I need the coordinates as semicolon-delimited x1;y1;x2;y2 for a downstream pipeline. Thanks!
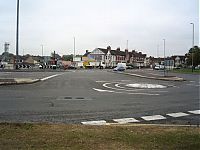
0;0;199;57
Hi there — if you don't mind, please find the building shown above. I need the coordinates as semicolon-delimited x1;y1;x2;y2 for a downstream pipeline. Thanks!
171;55;186;67
130;50;147;68
82;46;147;68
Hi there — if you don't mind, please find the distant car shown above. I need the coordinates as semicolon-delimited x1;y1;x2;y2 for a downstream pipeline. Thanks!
113;66;125;71
67;66;77;69
126;65;134;69
154;65;164;70
195;65;200;70
154;65;160;70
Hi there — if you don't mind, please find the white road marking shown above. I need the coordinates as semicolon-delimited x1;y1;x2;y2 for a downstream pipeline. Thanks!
103;83;144;92
96;81;108;83
93;88;160;96
141;115;166;121
81;120;107;125
188;110;200;115
93;88;118;93
113;118;139;124
126;83;166;89
166;112;190;118
115;83;126;88
40;74;63;81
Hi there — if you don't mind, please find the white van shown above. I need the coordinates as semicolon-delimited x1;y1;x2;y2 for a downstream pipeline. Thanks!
117;63;126;69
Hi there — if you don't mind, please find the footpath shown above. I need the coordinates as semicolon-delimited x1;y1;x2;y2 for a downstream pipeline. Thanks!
112;69;185;81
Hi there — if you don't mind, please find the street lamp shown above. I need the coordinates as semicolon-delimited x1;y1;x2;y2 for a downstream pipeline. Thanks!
41;44;44;57
190;23;194;72
163;39;166;77
16;0;20;69
73;37;76;62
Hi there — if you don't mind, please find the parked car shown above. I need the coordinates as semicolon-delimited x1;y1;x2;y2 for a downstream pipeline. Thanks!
113;66;125;71
67;65;77;69
126;65;134;69
154;65;164;70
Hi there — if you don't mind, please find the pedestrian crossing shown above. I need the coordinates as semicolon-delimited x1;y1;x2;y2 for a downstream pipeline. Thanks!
81;109;200;125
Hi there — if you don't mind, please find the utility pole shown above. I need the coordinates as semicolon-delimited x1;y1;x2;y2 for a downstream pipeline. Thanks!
41;44;44;57
73;37;76;63
190;23;194;72
126;40;129;50
16;0;20;69
157;44;159;58
163;39;166;77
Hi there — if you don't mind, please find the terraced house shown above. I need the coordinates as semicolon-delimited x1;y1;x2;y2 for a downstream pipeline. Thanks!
83;46;147;68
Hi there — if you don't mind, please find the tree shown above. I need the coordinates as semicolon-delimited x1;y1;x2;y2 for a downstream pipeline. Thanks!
186;46;200;67
62;55;73;61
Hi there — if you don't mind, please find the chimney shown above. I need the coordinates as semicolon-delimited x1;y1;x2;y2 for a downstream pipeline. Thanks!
125;49;128;54
116;47;120;51
107;46;111;51
86;50;88;53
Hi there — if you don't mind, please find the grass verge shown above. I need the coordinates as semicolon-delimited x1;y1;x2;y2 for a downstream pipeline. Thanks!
0;123;200;150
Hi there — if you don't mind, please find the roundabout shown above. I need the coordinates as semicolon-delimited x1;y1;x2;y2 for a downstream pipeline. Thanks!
93;80;170;96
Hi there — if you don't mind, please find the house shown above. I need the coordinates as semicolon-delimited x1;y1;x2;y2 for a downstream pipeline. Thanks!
171;55;186;67
129;50;147;68
82;46;147;68
86;46;126;67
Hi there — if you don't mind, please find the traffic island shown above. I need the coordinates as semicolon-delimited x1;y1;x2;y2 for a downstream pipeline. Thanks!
0;78;40;85
111;71;185;81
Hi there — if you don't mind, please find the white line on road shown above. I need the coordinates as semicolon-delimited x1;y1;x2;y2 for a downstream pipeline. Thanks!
188;110;200;115
96;81;108;83
40;74;63;81
81;120;107;125
166;112;190;118
103;83;144;92
141;115;166;121
93;88;160;96
113;118;140;124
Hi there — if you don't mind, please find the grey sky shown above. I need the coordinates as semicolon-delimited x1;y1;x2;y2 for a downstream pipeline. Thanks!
0;0;199;57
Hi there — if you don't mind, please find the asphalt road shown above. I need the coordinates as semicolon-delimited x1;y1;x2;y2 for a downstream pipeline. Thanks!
0;70;199;125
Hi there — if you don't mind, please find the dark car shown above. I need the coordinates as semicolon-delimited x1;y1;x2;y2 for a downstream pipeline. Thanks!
113;66;125;71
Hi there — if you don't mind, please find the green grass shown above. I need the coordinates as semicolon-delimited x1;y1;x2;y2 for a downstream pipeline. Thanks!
171;68;200;74
0;123;200;150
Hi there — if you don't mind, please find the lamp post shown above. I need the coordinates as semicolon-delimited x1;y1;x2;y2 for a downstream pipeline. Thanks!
163;39;166;77
126;40;129;50
73;37;76;63
41;44;44;57
16;0;20;69
190;23;194;72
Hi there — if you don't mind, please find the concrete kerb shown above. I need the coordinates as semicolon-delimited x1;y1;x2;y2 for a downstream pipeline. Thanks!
110;71;185;81
0;78;40;85
106;123;199;128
